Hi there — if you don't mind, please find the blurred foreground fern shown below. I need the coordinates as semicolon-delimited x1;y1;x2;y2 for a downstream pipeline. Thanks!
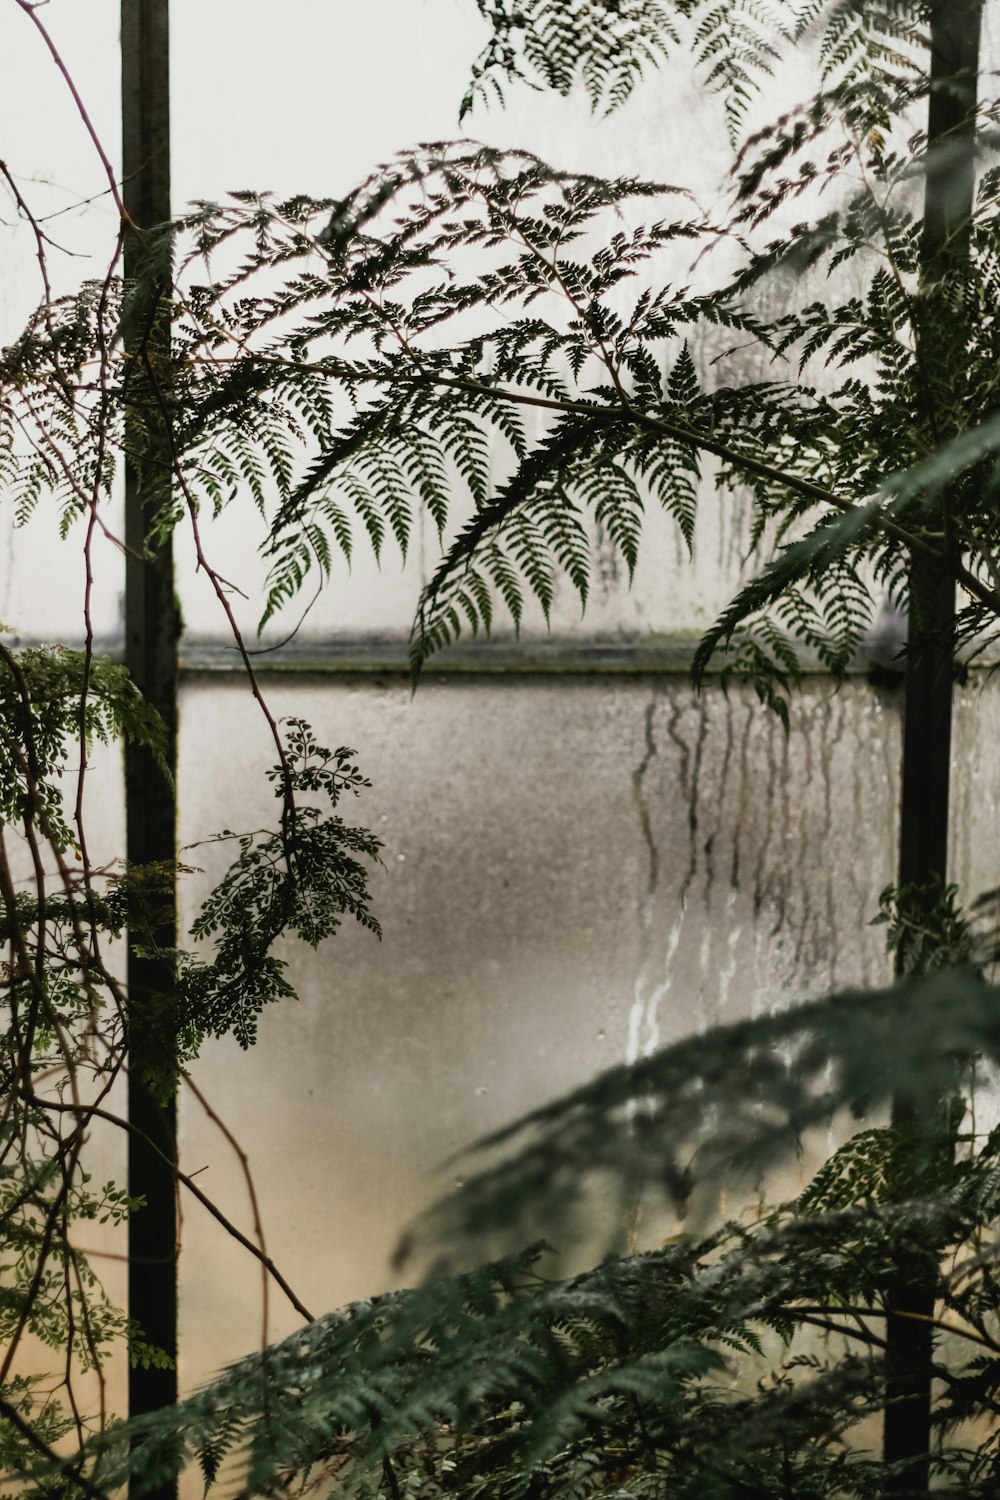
74;965;1000;1499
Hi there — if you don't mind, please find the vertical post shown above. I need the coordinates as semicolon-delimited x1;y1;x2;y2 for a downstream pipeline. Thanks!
883;2;982;1491
883;575;955;1498
121;2;178;1490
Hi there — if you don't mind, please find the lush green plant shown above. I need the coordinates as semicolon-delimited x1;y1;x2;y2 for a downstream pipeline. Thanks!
0;637;380;1491
6;0;1000;1496
82;14;988;718
80;962;1000;1498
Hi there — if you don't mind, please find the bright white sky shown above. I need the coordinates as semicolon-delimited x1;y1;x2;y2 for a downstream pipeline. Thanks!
0;0;740;647
0;0;729;333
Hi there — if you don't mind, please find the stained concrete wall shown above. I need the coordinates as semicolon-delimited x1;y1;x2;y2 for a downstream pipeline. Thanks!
174;670;904;1376
173;661;1000;1396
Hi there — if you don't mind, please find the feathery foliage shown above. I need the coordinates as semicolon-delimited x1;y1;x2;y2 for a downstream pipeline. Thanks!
460;1;928;134
0;634;381;1486
71;961;1000;1500
14;52;983;719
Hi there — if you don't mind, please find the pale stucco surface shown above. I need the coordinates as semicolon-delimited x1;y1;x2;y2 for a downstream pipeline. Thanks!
174;670;905;1378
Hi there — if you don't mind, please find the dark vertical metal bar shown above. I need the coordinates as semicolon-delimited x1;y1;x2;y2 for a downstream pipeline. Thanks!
121;2;178;1490
883;574;955;1499
883;3;982;1491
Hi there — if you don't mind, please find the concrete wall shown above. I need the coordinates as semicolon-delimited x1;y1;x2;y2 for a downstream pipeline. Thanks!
174;668;906;1382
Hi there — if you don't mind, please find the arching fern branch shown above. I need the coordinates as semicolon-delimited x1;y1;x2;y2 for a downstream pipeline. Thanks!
149;127;1000;718
461;1;928;138
14;98;1000;720
62;966;1000;1500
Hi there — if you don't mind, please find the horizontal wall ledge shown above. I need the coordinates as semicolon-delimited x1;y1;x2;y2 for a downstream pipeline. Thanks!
177;631;913;679
182;633;712;676
4;630;985;682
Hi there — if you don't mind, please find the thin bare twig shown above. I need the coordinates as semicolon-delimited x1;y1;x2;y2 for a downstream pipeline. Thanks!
29;1091;315;1324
